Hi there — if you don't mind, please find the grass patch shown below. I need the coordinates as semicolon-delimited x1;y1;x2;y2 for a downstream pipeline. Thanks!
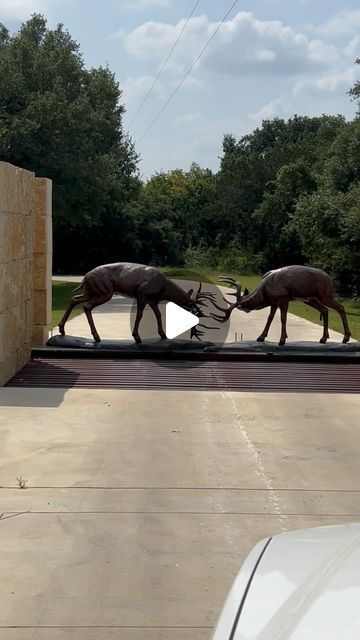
289;298;360;341
52;281;82;328
162;266;260;290
161;267;214;283
162;267;360;341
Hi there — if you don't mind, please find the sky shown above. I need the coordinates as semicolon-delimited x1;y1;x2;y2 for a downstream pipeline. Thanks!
1;0;360;178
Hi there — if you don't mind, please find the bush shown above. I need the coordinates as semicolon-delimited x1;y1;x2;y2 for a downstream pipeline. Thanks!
184;244;262;275
217;245;263;274
184;247;208;269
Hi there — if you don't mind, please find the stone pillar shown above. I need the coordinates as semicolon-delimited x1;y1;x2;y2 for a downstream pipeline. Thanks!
0;162;35;385
0;162;52;386
32;178;52;346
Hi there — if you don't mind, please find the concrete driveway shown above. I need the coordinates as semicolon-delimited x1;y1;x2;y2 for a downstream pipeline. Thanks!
0;385;360;639
0;277;358;638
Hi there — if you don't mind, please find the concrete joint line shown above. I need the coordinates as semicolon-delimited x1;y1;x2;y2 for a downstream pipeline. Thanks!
0;511;30;521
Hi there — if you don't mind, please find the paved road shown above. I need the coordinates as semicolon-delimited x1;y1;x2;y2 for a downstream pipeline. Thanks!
0;385;360;638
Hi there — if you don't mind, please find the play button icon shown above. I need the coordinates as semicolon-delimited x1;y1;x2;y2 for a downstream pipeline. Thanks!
129;270;230;358
165;302;199;339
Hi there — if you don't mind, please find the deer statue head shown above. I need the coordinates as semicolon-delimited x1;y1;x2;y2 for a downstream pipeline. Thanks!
210;277;249;323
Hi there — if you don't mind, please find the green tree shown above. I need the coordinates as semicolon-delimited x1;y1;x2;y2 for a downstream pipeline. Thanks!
0;14;139;271
130;164;219;266
216;115;345;259
292;186;360;294
289;73;360;295
217;140;268;248
253;162;316;268
326;121;360;192
348;58;360;107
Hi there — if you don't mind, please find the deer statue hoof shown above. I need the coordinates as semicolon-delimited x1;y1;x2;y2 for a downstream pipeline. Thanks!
93;335;101;343
278;339;286;346
256;335;265;342
133;335;142;344
343;335;351;344
58;325;65;336
319;336;328;344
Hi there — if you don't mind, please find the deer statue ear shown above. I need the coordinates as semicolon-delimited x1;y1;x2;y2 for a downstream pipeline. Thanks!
243;288;249;297
187;288;194;298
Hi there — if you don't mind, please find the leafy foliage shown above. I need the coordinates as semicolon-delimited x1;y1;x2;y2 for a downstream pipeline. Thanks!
0;14;140;272
1;15;360;297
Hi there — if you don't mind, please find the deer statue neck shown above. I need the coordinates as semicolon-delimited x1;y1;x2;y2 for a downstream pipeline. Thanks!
164;279;192;308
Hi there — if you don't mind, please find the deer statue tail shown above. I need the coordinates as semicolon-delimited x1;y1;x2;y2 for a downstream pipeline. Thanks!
72;277;86;293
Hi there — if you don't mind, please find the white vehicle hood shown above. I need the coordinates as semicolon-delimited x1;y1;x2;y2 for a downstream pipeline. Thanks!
215;523;360;640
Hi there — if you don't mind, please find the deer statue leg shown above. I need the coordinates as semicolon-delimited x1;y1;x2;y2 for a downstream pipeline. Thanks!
150;303;166;340
303;298;329;343
58;294;88;335
257;304;277;342
322;298;351;343
83;294;112;342
132;295;147;344
278;299;289;346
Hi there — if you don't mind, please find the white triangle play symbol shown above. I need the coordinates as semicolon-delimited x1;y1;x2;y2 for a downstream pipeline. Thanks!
165;302;199;339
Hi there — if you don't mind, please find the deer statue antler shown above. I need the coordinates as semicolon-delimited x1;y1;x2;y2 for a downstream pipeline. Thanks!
210;277;243;323
189;282;220;340
192;281;217;303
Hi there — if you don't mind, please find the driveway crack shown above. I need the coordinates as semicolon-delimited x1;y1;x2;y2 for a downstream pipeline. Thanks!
0;511;30;521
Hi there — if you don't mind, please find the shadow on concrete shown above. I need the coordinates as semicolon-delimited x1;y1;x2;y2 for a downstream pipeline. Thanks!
2;360;80;407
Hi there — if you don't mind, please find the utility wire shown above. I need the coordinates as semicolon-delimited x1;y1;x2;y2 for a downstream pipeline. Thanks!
137;0;239;143
128;0;201;129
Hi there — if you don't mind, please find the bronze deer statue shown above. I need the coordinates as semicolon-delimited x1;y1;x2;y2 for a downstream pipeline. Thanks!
211;265;351;346
58;262;215;343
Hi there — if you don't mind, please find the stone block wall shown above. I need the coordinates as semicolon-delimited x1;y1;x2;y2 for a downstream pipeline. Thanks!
33;178;53;346
0;162;52;386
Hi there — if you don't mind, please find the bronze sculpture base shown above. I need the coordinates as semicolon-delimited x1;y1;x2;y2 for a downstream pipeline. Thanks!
43;335;360;363
205;340;360;353
47;335;215;351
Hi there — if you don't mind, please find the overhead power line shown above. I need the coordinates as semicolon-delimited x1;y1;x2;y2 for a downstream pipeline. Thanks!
128;0;201;129
137;0;239;144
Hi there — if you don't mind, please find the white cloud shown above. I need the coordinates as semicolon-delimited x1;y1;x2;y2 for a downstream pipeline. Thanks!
119;7;360;176
307;39;340;65
250;95;291;124
120;15;208;60
253;49;276;62
120;11;342;79
293;66;358;96
0;0;51;20
344;36;360;59
121;74;163;107
315;9;360;39
203;12;339;77
124;0;170;11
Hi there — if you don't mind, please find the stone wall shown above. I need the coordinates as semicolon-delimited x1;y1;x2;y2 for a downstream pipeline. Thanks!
0;162;52;386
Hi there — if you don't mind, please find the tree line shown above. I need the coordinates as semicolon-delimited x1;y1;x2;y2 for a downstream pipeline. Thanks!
1;16;359;295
